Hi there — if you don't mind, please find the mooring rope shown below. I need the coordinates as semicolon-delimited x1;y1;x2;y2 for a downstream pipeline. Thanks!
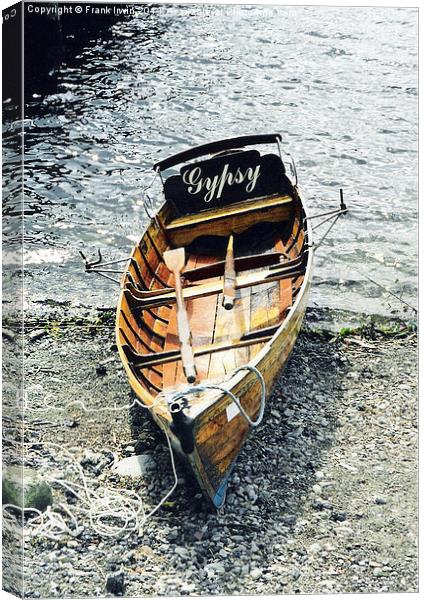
4;364;265;540
3;389;177;540
2;432;178;541
165;364;266;428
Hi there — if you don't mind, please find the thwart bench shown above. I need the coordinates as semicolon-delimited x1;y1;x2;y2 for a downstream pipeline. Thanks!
162;194;293;246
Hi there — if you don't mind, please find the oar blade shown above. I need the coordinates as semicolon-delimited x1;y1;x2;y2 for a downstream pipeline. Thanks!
164;248;186;272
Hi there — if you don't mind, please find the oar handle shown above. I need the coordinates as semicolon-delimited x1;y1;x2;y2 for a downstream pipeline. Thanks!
223;233;236;310
180;343;197;384
174;271;197;383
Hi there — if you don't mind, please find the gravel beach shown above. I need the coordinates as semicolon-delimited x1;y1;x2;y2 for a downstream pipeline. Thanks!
2;309;418;597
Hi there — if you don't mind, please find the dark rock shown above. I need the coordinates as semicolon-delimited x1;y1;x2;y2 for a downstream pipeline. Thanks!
80;450;101;468
312;498;332;511
96;364;107;376
106;571;125;596
28;329;47;343
330;511;347;522
375;496;387;505
2;328;15;341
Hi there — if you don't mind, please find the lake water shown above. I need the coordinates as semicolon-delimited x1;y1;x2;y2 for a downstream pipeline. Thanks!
4;4;418;323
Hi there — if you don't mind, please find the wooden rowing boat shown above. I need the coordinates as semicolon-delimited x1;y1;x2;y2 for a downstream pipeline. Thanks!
115;134;313;508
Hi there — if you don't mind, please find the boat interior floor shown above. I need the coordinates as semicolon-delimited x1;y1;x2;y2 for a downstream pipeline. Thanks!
120;221;306;394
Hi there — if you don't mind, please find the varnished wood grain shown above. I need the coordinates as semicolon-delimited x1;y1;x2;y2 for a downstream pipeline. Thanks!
165;194;293;246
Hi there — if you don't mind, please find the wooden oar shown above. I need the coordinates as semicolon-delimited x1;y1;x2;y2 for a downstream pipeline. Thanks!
163;248;197;383
223;233;236;310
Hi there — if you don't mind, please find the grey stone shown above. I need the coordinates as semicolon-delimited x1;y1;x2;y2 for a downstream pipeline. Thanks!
231;535;244;543
312;497;332;510
282;514;297;526
330;511;347;522
375;496;387;505
336;526;354;537
175;546;189;559
250;567;262;580
113;454;157;477
308;542;322;555
28;329;47;343
2;467;52;512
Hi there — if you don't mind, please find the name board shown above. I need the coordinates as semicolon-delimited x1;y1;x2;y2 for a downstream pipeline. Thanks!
163;150;291;215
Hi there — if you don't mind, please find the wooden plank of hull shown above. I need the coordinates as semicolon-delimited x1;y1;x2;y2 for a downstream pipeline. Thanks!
162;306;180;389
188;295;218;381
118;295;164;387
267;283;283;325
272;237;294;319
208;292;237;379
232;286;251;367
249;286;269;332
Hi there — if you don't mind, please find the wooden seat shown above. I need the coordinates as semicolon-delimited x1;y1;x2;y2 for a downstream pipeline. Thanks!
164;194;293;246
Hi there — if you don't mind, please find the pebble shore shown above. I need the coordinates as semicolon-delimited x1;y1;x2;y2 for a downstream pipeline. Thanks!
2;312;418;596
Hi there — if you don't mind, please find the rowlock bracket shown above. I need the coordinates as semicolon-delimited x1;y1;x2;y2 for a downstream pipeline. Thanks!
307;188;348;251
79;249;132;285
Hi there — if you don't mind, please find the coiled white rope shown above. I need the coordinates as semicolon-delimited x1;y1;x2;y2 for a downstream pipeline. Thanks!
4;364;265;540
3;433;178;540
3;396;178;541
23;388;166;416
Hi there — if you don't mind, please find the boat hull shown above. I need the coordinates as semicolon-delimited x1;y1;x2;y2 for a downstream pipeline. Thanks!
115;135;314;508
117;208;313;508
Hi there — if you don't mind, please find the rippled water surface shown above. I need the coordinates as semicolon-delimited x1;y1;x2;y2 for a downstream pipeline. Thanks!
4;4;418;320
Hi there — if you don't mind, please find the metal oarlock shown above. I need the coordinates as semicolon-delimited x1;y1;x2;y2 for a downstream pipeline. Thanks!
308;188;348;251
79;249;132;285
